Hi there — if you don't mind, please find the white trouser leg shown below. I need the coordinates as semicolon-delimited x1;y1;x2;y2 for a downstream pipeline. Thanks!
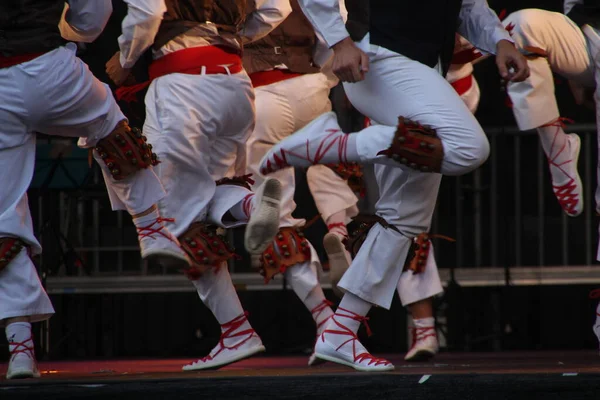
284;243;322;301
190;265;245;325
396;243;443;306
503;9;594;130
0;250;54;326
339;162;442;309
306;165;359;223
247;74;333;227
246;85;302;227
142;72;255;236
345;35;489;176
207;184;254;228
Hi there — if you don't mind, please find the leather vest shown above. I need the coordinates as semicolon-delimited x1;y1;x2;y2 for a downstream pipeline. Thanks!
346;0;463;76
153;0;247;50
243;0;319;75
0;0;65;57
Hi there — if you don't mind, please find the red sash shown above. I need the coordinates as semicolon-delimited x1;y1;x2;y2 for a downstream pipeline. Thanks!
0;52;46;69
115;46;243;102
249;69;303;88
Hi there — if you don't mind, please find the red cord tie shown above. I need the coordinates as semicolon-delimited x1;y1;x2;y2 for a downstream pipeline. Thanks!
410;326;437;348
311;299;333;331
200;312;256;362
262;129;348;174
137;217;176;241
9;337;35;360
322;307;391;367
539;118;580;214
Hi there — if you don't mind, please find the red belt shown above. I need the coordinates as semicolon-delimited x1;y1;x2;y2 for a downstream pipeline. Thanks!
249;69;303;88
451;74;473;96
0;52;46;69
115;45;243;102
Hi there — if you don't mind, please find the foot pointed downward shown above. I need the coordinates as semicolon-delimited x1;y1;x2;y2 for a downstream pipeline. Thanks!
259;112;350;175
244;178;282;261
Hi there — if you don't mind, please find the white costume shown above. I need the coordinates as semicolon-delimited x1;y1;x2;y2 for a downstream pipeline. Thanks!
258;0;511;371
117;0;290;371
1;0;190;379
503;2;600;248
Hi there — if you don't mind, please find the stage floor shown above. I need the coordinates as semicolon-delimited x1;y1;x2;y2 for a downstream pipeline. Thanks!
1;351;600;399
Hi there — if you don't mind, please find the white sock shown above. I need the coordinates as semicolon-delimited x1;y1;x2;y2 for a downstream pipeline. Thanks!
132;207;162;230
6;322;34;357
329;291;372;335
326;211;348;239
413;317;435;329
537;120;573;186
304;286;334;336
228;193;254;222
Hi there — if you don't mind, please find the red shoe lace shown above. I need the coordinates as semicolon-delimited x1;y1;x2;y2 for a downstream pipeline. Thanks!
311;299;334;332
321;307;390;367
262;129;349;174
327;223;348;240
9;337;35;361
137;217;176;241
540;118;580;215
410;326;437;350
199;312;257;363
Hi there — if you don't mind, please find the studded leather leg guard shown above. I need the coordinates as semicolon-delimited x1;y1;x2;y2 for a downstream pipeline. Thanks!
258;227;312;283
344;214;400;258
0;238;26;273
93;120;159;181
325;163;365;194
404;233;455;274
378;117;444;173
178;223;237;279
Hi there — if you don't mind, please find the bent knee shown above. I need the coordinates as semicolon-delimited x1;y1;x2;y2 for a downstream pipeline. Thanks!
445;128;490;175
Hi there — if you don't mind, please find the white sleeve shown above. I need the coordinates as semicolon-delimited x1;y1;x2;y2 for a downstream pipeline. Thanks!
241;0;293;44
117;0;167;68
564;0;583;14
297;0;350;48
312;0;348;67
59;0;112;43
457;0;513;55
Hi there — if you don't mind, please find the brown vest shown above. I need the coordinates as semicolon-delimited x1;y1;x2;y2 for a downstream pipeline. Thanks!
0;0;65;57
242;0;319;75
153;0;247;51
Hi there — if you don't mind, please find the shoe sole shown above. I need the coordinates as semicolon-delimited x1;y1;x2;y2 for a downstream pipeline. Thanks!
182;345;266;371
323;233;349;298
244;178;282;255
6;369;41;379
315;352;394;372
308;352;327;367
404;349;436;362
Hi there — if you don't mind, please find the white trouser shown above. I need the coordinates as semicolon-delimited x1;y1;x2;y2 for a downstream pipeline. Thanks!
246;73;354;227
306;165;359;223
245;73;352;286
0;43;164;322
338;35;486;309
143;71;255;236
503;9;600;255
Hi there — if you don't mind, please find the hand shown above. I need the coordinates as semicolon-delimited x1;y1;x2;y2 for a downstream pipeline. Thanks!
106;51;132;86
495;40;529;82
331;37;370;83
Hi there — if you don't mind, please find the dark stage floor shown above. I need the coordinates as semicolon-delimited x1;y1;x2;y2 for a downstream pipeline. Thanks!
1;351;600;399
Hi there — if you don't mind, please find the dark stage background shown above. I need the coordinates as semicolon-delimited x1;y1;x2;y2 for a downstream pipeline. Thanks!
2;0;599;362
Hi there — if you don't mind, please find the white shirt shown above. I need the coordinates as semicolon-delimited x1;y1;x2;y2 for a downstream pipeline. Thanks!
296;0;512;55
59;0;113;43
118;0;292;69
564;0;582;15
